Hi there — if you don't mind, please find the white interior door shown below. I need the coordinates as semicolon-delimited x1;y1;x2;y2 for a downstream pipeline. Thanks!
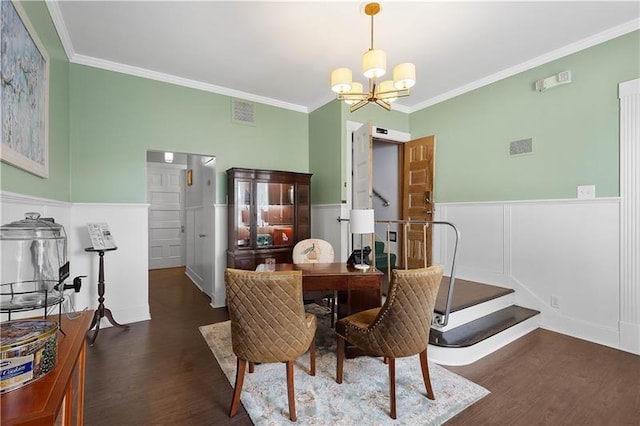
352;123;373;209
147;163;185;269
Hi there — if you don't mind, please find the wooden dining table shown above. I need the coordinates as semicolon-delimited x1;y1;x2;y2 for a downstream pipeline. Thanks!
256;262;383;318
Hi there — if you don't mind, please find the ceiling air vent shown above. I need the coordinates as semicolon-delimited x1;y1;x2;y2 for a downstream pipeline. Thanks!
509;138;533;156
232;99;255;126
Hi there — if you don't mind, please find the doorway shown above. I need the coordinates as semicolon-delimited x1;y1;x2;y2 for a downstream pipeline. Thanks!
146;150;216;298
347;122;435;269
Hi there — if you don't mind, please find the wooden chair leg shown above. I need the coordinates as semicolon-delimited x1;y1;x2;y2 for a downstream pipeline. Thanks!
309;336;316;376
388;357;397;419
248;362;255;373
336;336;345;384
286;361;297;422
420;350;435;400
229;358;246;417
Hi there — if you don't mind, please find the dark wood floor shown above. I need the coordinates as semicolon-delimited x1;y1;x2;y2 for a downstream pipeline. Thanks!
85;267;640;425
435;276;513;314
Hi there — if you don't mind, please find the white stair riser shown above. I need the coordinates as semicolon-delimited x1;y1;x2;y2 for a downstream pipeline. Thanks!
434;292;515;332
428;316;539;366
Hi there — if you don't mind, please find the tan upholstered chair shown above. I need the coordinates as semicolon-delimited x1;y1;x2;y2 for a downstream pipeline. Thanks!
225;268;317;422
335;265;444;419
292;238;336;326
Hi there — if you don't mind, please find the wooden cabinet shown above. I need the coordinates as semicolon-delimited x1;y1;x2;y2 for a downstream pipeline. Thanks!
227;168;311;270
1;311;92;426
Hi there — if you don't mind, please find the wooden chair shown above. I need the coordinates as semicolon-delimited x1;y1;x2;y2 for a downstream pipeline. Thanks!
292;238;337;326
335;265;444;419
225;268;317;422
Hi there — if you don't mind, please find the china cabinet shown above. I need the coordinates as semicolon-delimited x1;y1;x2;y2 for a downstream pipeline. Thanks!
226;168;311;270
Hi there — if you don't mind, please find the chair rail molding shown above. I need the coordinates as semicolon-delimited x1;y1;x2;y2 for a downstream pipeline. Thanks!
619;78;640;354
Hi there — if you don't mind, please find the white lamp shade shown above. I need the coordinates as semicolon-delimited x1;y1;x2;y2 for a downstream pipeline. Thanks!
350;209;375;234
344;82;364;105
362;49;387;79
393;62;416;90
331;67;353;93
378;80;397;102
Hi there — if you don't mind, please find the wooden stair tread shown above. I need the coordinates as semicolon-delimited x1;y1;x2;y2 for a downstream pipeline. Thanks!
430;305;540;348
434;276;514;315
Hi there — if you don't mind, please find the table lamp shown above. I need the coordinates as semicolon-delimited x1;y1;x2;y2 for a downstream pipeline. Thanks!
350;209;375;270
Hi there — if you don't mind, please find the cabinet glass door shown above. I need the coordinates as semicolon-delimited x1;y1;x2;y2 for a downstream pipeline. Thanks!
256;182;295;248
235;180;252;248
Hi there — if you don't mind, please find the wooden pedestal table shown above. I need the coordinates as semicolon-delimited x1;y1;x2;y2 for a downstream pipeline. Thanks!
84;247;129;345
1;311;93;426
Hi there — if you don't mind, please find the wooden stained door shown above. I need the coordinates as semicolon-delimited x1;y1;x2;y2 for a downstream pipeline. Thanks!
402;136;436;269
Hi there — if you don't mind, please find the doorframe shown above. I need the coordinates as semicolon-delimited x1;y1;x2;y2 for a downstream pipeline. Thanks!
344;121;411;259
145;150;217;298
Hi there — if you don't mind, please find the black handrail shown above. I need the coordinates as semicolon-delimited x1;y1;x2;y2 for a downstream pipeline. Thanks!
336;217;460;327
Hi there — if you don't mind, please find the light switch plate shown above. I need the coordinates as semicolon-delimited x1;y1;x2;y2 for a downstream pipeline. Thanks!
577;185;596;199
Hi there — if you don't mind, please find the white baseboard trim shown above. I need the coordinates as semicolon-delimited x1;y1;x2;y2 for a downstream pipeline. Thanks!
619;321;640;354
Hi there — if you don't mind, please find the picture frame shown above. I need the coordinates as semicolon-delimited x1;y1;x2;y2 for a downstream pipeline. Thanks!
0;1;50;178
186;169;193;186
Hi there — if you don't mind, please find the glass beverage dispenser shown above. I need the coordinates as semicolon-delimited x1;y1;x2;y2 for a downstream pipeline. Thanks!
0;212;69;318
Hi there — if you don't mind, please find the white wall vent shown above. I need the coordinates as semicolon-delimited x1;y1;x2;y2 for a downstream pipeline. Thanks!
509;138;533;156
232;99;255;125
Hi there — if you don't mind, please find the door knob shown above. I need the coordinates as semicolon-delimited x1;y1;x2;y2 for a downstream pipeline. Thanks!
199;234;207;238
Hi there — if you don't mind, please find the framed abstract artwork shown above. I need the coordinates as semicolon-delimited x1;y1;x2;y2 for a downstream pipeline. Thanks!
1;0;50;178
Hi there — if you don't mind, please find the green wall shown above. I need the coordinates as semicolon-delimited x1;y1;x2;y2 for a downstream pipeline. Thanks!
308;101;342;204
3;2;638;208
70;65;308;204
348;102;410;133
0;1;70;201
410;31;640;203
308;100;411;205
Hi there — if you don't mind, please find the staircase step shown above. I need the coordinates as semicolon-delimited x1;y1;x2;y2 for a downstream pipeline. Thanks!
434;276;513;315
430;305;540;348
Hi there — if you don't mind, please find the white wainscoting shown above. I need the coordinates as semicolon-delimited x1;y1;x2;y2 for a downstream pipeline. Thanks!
4;192;627;352
434;198;622;350
1;192;151;326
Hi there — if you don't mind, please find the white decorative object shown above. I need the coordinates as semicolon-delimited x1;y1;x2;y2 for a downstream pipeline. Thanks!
350;209;375;270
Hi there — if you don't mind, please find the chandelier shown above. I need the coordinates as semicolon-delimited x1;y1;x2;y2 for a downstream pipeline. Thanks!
330;2;416;112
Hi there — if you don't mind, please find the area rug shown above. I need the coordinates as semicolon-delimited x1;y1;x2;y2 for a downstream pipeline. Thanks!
199;307;489;425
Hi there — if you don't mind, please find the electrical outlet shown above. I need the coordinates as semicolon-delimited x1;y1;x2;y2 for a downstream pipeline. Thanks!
577;185;595;199
550;295;561;309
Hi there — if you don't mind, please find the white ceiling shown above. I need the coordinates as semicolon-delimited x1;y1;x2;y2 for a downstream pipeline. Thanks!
48;1;639;113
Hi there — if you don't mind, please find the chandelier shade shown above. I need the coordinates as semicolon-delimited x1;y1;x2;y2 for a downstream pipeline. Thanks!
329;2;416;112
344;82;364;105
331;67;353;93
393;63;416;90
362;49;387;79
378;80;397;103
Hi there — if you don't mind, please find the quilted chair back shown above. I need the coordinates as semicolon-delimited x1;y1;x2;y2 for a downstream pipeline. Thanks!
292;239;335;264
225;268;315;363
343;265;443;358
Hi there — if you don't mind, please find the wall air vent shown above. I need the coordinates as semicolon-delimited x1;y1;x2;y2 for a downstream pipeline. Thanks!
509;138;533;156
231;99;255;126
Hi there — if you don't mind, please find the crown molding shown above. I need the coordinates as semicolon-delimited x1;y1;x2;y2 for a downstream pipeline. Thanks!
408;18;640;113
45;0;73;60
70;55;308;113
45;1;638;116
